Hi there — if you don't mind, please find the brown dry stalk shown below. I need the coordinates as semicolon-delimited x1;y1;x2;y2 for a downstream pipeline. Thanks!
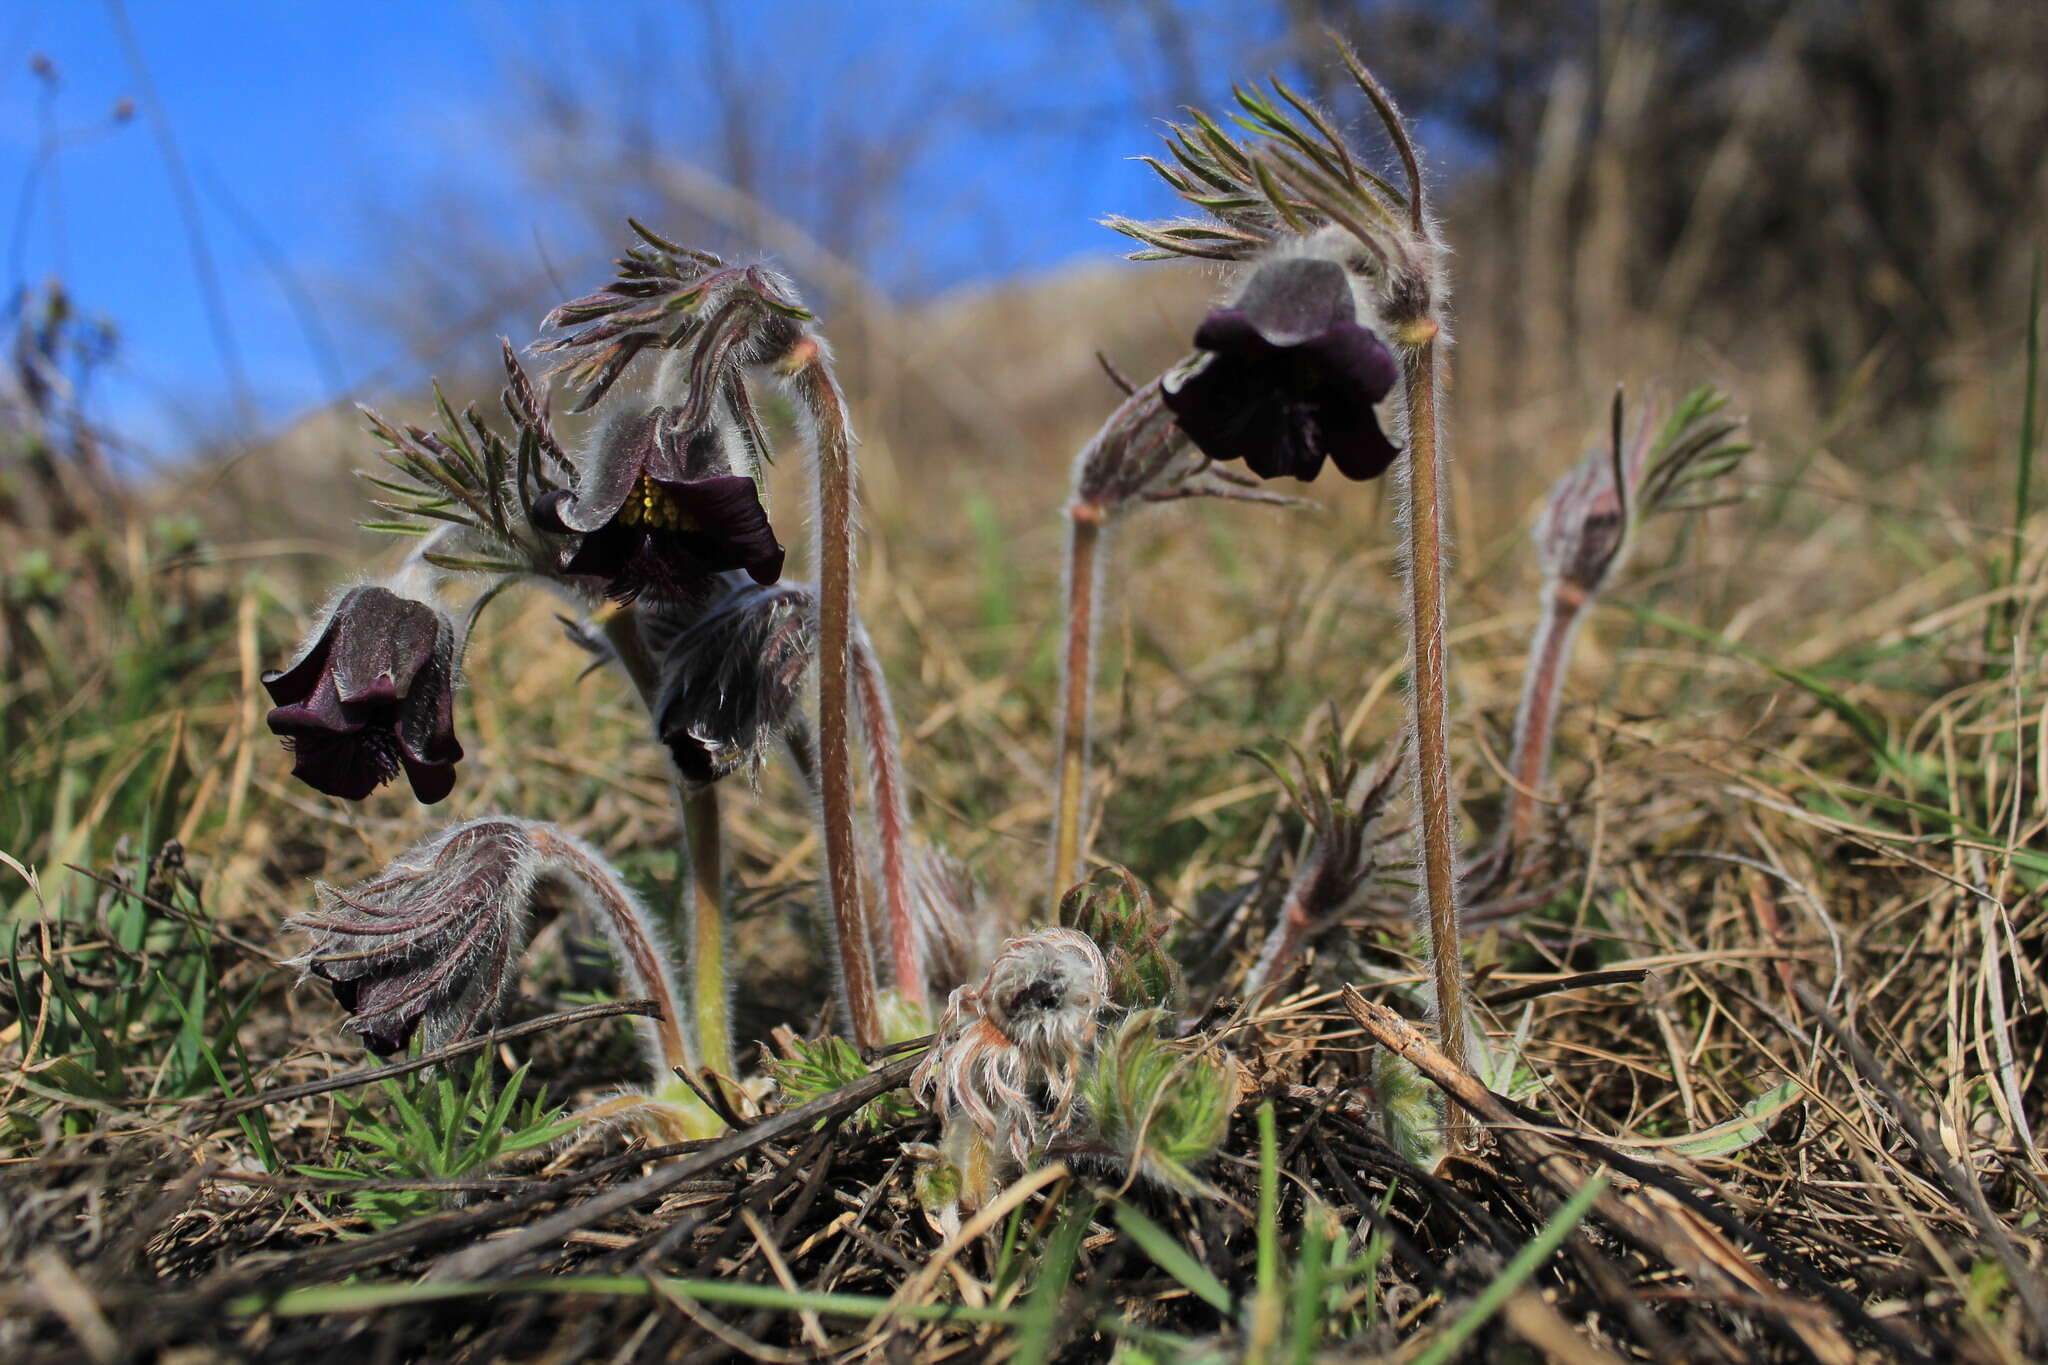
784;348;881;1047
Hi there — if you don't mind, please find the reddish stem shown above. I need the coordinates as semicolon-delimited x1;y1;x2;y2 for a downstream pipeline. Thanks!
785;349;881;1048
1051;503;1105;900
1504;585;1588;852
851;627;921;1006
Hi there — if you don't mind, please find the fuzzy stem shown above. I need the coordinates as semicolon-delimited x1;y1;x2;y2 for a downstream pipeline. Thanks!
682;785;733;1078
1399;335;1471;1142
1503;585;1588;851
851;627;920;1006
594;609;702;1076
528;825;693;1076
1051;503;1106;900
783;347;882;1048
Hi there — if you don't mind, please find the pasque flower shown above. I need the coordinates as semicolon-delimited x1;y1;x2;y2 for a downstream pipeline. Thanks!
290;819;536;1056
291;817;689;1068
263;584;463;803
641;576;812;786
1163;255;1401;483
531;404;783;603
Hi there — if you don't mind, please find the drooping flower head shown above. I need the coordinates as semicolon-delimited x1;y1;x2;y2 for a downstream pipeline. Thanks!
1164;252;1401;483
263;584;463;803
290;818;538;1055
1110;51;1450;486
531;403;784;604
290;817;685;1067
640;575;813;785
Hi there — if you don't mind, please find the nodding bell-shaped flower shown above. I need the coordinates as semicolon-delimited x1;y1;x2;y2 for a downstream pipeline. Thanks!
531;404;784;604
912;927;1109;1167
1163;255;1401;483
262;584;463;803
642;575;813;785
288;817;681;1063
289;818;537;1055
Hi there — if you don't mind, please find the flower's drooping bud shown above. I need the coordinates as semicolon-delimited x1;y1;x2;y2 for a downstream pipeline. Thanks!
289;817;682;1065
1057;866;1185;1013
1163;254;1402;484
289;819;538;1055
531;403;783;604
1536;441;1632;602
911;927;1108;1168
1081;1010;1237;1194
263;584;463;803
641;576;812;785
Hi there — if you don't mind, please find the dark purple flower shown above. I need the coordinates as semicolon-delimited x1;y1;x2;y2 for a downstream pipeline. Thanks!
532;406;784;602
643;579;813;786
291;819;532;1056
1162;256;1401;483
263;586;463;804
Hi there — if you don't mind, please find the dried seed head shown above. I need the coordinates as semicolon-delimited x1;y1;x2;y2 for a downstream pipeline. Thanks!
911;927;1108;1167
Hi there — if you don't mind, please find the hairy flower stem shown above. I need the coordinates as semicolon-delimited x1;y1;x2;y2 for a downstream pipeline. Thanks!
526;824;693;1076
781;343;881;1048
852;630;921;1006
1051;504;1105;900
682;786;733;1079
596;608;706;1076
1503;585;1589;853
1400;333;1472;1145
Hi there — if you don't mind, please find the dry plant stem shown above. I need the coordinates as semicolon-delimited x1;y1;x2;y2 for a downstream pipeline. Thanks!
528;823;693;1075
1401;336;1472;1141
683;785;733;1078
1051;503;1106;899
851;631;920;1004
783;348;881;1048
1504;585;1589;850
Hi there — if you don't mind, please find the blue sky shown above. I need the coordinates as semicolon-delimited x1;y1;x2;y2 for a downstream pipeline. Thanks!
2;1;1308;458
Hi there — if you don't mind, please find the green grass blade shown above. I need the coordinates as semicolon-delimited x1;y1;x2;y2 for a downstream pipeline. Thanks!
1014;1198;1095;1365
240;1275;1026;1324
1112;1203;1233;1312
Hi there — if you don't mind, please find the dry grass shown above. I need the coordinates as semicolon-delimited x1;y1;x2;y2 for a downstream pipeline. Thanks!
3;185;2046;1360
